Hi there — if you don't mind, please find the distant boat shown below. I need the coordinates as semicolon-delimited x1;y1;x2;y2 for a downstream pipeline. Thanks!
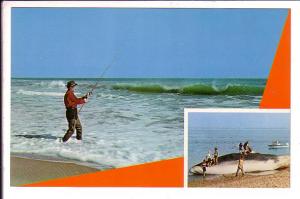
268;140;289;149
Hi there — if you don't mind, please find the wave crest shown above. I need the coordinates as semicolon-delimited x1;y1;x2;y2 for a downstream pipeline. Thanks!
36;81;66;88
112;83;264;96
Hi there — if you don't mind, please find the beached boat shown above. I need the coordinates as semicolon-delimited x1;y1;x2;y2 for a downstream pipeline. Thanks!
268;141;289;149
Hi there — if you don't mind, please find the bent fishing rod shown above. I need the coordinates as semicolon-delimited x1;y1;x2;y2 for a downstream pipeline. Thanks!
78;54;118;113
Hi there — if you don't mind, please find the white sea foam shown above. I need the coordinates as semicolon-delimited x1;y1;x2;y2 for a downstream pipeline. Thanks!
17;89;65;97
36;80;66;88
97;93;128;100
10;133;170;169
16;89;81;97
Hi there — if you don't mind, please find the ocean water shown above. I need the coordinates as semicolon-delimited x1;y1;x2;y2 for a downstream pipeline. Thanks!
11;78;265;169
188;128;290;170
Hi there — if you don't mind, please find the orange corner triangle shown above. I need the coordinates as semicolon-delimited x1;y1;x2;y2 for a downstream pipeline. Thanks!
260;10;291;109
24;157;184;187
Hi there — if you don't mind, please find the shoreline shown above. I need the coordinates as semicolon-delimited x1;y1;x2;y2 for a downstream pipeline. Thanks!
188;167;290;188
11;156;100;186
11;152;110;170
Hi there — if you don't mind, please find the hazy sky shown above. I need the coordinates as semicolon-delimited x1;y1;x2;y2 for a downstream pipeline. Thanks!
189;112;290;130
12;8;288;78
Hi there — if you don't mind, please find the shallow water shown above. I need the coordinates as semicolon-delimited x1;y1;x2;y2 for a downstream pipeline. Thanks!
11;78;264;169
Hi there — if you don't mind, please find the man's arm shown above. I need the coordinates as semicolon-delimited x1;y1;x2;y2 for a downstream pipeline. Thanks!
68;92;86;106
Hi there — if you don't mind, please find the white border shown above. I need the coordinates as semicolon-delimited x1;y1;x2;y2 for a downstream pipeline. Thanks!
184;109;291;187
1;1;300;8
2;1;300;199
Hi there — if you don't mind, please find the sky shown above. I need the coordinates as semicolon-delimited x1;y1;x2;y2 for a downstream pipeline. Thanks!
189;112;290;130
12;8;288;78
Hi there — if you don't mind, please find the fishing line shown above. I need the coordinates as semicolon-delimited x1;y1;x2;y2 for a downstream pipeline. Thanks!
78;53;118;113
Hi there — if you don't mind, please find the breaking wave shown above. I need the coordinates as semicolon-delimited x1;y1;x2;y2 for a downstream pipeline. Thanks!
36;80;66;88
112;83;264;96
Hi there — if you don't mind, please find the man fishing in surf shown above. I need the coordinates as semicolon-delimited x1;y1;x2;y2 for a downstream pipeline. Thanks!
61;55;116;142
62;80;91;142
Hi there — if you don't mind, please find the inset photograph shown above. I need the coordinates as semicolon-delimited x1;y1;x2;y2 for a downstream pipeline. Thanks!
187;110;290;188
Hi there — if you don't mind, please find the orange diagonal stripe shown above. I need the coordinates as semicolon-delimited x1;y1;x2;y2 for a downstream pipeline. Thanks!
260;10;291;109
24;157;184;187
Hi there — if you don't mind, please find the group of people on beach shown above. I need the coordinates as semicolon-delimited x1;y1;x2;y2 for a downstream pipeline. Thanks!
239;141;252;155
200;141;253;177
201;147;219;177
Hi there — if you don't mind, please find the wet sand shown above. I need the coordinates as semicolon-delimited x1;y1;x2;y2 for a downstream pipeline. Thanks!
188;167;290;188
11;156;99;186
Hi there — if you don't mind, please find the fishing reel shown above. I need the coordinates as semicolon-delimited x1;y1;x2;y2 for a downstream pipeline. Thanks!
83;92;93;99
87;91;93;97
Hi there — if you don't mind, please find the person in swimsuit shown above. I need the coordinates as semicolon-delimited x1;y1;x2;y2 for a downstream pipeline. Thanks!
236;153;245;177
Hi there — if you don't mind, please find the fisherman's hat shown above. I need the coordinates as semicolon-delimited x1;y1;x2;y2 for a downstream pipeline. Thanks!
66;80;78;88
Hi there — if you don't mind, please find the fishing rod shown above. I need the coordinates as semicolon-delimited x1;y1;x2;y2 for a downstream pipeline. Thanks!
78;53;118;113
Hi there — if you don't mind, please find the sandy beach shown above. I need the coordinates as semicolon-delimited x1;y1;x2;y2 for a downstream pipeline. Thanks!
188;167;290;188
11;156;99;186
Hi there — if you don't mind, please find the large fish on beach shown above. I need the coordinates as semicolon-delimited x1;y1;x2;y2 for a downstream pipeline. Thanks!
190;153;290;175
